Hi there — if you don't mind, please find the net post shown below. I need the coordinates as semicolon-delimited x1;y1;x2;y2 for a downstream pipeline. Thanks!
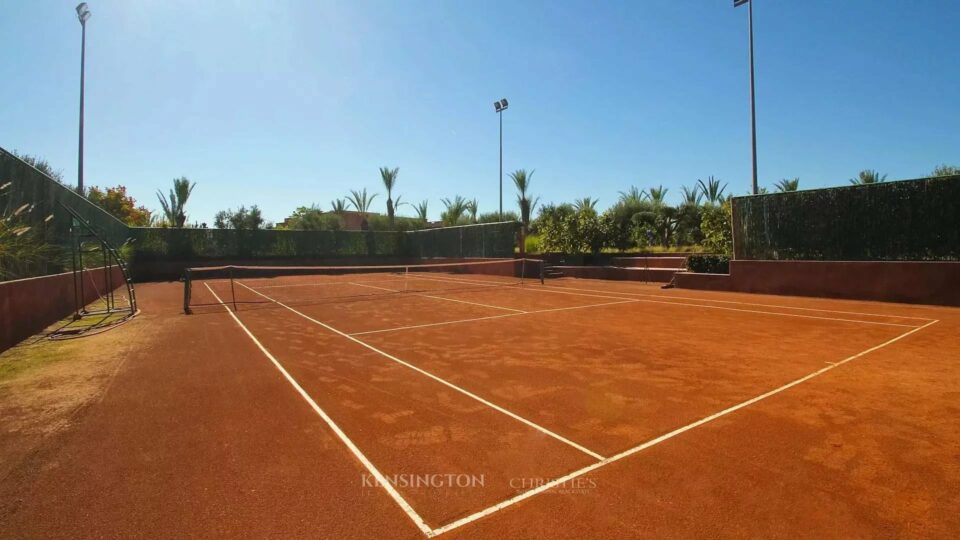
404;265;409;293
229;266;238;312
539;258;544;285
520;258;526;286
183;268;192;314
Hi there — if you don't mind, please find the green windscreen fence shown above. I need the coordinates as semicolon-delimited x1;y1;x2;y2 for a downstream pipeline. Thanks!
732;175;960;261
405;222;519;259
1;146;131;278
2;143;519;274
129;221;519;262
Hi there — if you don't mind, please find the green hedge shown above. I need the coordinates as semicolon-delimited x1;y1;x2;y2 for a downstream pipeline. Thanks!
687;255;730;274
732;175;960;260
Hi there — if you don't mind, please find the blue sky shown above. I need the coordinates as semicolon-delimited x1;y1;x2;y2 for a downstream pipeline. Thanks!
2;0;958;224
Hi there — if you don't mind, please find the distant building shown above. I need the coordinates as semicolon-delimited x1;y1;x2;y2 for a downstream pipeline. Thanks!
337;211;379;231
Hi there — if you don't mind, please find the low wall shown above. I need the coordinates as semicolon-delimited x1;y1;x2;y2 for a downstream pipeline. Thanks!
0;266;126;352
552;266;676;283
674;260;960;307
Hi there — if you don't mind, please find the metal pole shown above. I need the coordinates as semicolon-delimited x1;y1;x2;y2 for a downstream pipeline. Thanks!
748;0;758;195
499;111;503;219
77;21;86;195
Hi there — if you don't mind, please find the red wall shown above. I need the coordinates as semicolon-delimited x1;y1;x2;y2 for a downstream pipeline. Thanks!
0;266;126;352
674;260;960;306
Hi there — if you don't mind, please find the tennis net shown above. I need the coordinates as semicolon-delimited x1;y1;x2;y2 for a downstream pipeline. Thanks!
183;258;543;314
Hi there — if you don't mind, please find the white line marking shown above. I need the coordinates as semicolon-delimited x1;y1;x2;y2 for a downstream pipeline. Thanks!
254;278;407;290
543;283;937;321
349;299;640;336
484;281;920;328
414;274;628;301
349;281;526;313
202;284;434;536
428;318;940;537
236;281;606;461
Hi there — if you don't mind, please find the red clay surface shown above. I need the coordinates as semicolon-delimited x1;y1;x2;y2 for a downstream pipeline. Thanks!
2;274;959;538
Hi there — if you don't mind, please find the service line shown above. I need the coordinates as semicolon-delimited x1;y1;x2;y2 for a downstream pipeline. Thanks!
202;283;434;536
428;318;940;537
236;281;605;461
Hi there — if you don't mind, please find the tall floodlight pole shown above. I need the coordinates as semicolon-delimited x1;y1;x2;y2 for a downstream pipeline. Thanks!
76;3;91;195
493;98;509;218
735;0;758;195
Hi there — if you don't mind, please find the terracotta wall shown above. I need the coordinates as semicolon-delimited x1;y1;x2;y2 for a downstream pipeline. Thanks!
552;266;676;283
674;260;960;307
0;266;126;352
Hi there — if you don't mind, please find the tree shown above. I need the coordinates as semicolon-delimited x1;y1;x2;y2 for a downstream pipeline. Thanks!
680;185;702;206
618;186;646;204
156;177;196;228
86;185;152;226
214;205;265;230
511;169;540;254
379;166;399;225
440;196;469;225
647;185;669;205
774;178;800;192
697;176;728;205
330;198;348;215
11;150;65;184
412;200;429;222
701;200;733;255
572;197;599;213
466;199;479;223
931;164;960;177
850;169;886;185
346;188;378;220
282;205;340;231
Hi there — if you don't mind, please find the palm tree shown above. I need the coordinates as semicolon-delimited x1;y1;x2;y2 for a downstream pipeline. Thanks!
775;177;800;192
573;197;599;213
647;185;668;205
697;176;727;205
618;186;646;204
330;198;348;215
440;196;468;225
412;200;429;222
510;169;540;230
346;188;378;218
510;169;540;255
850;170;886;185
155;176;196;228
679;185;702;206
465;198;479;223
379;166;399;225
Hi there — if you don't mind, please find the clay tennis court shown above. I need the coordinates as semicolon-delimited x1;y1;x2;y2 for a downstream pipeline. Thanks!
3;260;959;538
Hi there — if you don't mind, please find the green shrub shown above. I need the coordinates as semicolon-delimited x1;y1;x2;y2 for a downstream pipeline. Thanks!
687;254;730;274
700;201;732;255
524;233;542;254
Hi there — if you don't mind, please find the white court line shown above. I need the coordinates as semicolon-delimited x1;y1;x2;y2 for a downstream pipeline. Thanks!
349;299;640;336
253;278;408;290
411;274;630;301
543;283;937;322
428;318;940;537
349;281;526;314
418;274;920;328
202;283;434;536
236;281;605;461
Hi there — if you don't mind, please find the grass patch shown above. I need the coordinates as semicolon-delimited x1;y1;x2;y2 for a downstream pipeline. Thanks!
0;339;80;382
